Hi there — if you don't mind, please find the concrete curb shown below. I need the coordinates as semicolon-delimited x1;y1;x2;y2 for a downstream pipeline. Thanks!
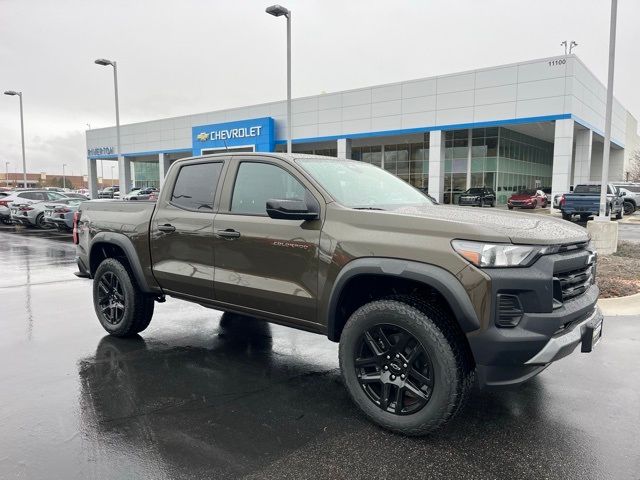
598;292;640;316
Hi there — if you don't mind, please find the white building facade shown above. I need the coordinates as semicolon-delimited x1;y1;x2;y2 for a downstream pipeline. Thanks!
86;54;639;204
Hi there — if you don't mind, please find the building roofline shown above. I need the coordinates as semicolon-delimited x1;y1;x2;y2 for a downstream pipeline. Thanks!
89;54;623;134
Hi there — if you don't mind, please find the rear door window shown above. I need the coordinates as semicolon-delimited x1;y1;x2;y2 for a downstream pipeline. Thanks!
171;162;223;211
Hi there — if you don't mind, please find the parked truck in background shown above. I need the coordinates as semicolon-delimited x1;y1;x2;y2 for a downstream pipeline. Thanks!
560;183;625;221
74;153;603;436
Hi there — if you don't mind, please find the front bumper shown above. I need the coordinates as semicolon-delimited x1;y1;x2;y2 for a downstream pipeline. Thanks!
467;246;600;386
525;307;603;365
459;198;481;206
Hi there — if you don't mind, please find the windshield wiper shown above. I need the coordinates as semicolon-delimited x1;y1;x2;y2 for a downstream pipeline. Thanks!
353;207;386;211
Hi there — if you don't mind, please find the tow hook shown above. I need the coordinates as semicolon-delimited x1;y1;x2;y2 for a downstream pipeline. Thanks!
155;295;166;303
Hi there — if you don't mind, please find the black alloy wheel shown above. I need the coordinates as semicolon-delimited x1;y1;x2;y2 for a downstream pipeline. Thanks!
97;271;126;325
354;324;434;415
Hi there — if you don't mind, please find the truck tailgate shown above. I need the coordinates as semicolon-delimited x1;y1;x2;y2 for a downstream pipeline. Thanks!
563;195;599;212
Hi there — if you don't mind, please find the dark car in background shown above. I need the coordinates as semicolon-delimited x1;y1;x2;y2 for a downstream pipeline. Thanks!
508;189;548;209
458;187;496;207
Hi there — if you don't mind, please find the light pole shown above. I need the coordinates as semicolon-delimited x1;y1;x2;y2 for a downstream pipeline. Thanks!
266;4;292;153
4;91;27;188
62;163;67;189
560;40;568;55
569;40;578;54
598;0;617;220
94;58;125;193
4;162;9;187
110;165;115;187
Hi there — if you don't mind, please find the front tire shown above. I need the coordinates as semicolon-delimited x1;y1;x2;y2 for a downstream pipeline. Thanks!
338;298;473;436
562;212;572;221
93;258;154;337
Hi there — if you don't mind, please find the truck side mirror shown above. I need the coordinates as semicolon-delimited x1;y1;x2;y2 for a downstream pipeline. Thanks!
620;190;626;197
266;198;319;221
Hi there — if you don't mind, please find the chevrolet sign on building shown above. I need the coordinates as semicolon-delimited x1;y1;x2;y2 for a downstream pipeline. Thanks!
191;117;274;154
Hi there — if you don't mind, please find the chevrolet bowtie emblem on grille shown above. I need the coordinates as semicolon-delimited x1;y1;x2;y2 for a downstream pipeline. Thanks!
196;132;209;142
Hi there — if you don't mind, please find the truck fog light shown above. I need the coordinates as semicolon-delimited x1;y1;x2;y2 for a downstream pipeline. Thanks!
496;294;524;328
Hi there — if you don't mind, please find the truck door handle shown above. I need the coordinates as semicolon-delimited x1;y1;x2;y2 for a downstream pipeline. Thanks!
215;229;240;239
157;224;176;233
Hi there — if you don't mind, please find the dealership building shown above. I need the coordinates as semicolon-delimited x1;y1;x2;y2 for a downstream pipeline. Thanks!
86;54;639;204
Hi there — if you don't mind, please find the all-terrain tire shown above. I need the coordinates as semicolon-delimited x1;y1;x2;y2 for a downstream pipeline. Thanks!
93;258;154;337
338;297;474;436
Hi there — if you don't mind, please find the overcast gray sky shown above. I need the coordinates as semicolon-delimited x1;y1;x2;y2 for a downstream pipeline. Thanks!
1;0;638;178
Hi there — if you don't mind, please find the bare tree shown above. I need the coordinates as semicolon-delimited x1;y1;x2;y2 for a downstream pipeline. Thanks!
629;150;640;182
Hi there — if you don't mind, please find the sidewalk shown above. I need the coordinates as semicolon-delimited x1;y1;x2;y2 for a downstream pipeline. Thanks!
598;292;640;316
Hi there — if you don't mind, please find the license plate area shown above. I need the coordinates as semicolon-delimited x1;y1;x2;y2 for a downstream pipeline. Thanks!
581;318;603;353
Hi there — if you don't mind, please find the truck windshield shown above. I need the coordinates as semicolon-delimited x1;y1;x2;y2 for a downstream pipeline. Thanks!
296;158;433;209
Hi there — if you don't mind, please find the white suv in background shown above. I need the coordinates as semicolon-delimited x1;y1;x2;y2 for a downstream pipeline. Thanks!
0;190;68;224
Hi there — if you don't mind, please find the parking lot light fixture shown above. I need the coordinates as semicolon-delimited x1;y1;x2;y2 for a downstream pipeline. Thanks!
266;4;292;154
62;164;67;189
4;90;28;188
94;58;124;194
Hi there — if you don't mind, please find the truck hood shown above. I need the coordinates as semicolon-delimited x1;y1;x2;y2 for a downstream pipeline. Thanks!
389;204;588;245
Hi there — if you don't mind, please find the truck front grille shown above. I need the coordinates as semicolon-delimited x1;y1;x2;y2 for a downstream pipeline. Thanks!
554;261;595;302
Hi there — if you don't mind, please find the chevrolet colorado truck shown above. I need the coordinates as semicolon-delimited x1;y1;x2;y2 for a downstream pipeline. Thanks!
561;183;624;221
75;153;603;436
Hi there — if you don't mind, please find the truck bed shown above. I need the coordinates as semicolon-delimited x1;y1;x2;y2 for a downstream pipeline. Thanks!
76;200;158;287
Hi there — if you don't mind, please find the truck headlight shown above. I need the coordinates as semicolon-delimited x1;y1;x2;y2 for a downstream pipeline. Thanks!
451;240;543;268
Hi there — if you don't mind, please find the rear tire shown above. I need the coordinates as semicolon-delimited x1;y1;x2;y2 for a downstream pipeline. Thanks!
93;258;154;337
507;205;513;210
338;297;474;436
562;212;572;221
35;213;51;229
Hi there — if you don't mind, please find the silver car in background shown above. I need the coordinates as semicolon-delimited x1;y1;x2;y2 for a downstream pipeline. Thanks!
123;187;158;201
4;190;68;225
13;198;84;229
46;199;83;231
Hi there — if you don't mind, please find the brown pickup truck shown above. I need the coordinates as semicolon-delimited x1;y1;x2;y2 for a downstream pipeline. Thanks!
75;152;603;435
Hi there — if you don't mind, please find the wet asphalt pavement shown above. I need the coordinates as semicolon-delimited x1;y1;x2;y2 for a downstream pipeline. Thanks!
1;225;639;480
